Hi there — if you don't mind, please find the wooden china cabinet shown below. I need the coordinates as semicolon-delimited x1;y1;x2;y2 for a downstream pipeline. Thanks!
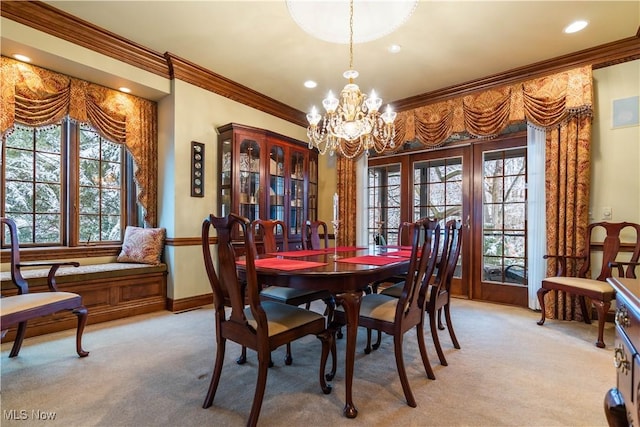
217;123;318;249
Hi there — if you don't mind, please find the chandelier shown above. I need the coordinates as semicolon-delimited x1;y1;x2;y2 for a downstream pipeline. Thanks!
305;0;397;158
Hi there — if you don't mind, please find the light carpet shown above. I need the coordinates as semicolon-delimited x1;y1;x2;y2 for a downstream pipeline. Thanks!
1;299;615;426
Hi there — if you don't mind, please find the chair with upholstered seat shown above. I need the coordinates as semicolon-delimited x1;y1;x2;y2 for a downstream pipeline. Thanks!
377;220;463;366
302;220;329;250
332;218;440;405
201;213;333;426
537;221;640;348
249;218;334;365
0;217;89;358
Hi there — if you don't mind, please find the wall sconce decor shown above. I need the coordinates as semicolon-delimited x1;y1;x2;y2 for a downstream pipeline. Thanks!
191;141;205;197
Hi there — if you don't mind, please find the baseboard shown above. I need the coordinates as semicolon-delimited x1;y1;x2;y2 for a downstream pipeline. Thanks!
167;293;213;312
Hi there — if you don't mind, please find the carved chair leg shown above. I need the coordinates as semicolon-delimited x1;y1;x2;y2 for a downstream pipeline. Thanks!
394;333;416;408
443;303;460;349
284;343;293;365
237;346;247;365
203;338;226;409
430;309;447;366
73;306;89;357
579;296;592;325
248;352;270;427
8;321;28;358
416;320;436;380
364;329;373;354
373;330;382;350
536;287;551;326
593;300;611;348
317;330;334;395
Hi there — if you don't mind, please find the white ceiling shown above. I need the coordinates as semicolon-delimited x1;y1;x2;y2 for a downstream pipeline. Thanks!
7;1;640;114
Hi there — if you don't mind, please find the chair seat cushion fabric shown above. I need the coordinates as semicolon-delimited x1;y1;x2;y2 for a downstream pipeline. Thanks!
260;286;323;302
337;294;398;323
0;292;79;316
543;276;614;295
245;301;325;336
380;282;403;298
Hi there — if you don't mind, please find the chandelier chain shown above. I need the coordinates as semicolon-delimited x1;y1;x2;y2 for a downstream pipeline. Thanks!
349;0;354;71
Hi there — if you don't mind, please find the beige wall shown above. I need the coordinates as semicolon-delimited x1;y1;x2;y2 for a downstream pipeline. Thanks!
591;60;640;228
2;17;637;300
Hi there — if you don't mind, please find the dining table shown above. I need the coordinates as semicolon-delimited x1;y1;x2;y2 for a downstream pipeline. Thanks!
237;245;411;418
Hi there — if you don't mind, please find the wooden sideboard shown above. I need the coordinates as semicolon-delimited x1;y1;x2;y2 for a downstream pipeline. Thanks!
604;277;640;427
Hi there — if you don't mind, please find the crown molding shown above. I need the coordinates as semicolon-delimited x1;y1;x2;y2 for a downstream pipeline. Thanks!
164;53;307;127
1;0;168;78
392;32;640;111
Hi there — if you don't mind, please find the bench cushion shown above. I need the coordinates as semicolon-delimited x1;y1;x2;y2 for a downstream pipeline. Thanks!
1;263;167;290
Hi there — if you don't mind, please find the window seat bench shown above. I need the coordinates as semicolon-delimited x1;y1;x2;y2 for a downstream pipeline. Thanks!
1;262;167;343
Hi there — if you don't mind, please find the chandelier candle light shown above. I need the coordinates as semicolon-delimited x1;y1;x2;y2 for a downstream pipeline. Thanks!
306;0;397;158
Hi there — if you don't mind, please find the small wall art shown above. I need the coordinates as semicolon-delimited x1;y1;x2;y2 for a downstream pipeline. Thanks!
612;96;639;129
191;141;205;197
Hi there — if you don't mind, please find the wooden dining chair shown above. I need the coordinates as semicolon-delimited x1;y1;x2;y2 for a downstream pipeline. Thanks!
332;218;440;406
0;217;89;358
376;220;462;366
251;218;334;365
201;213;333;426
537;221;640;348
302;220;329;250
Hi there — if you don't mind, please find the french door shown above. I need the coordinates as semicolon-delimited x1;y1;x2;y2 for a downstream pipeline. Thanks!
368;133;528;306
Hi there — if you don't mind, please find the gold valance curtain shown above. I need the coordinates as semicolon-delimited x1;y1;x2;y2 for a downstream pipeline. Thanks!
392;65;593;147
1;57;158;226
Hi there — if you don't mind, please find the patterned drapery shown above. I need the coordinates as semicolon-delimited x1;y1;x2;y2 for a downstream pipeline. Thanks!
1;57;158;226
336;66;592;320
544;117;592;320
336;156;357;247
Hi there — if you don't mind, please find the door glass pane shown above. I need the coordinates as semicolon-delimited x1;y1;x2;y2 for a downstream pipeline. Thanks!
368;163;401;245
414;156;464;277
482;148;527;285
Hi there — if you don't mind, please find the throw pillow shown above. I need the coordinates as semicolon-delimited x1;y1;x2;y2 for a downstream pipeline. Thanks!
117;226;166;265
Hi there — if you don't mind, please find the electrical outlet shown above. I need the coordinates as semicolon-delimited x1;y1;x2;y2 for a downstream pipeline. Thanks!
602;207;612;220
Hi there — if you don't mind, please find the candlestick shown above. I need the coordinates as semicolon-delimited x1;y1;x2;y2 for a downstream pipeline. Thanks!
333;192;339;222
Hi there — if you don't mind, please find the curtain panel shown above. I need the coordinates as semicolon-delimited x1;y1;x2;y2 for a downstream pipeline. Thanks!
1;56;158;227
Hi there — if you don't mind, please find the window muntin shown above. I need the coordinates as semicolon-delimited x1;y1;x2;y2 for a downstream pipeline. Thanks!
367;163;401;245
2;121;130;248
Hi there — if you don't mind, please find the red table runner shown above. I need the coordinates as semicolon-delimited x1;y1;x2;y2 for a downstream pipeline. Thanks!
320;246;368;253
337;255;404;266
379;250;413;258
267;249;326;257
237;258;327;271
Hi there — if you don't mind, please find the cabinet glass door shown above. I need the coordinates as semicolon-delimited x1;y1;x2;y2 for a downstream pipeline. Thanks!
308;156;318;221
220;137;232;216
269;145;285;224
289;150;305;237
238;138;260;223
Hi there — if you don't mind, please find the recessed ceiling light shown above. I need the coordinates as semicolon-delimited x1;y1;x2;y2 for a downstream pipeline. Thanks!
119;87;131;93
564;20;588;34
13;54;31;62
388;44;402;54
304;80;317;89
